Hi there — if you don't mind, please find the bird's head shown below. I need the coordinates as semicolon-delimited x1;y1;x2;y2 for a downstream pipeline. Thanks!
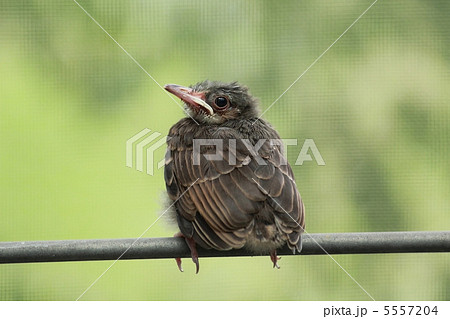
164;80;260;124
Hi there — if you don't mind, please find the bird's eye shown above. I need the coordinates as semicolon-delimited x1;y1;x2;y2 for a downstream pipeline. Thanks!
214;96;229;109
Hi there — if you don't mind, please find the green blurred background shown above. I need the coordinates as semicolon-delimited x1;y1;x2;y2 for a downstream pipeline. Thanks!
1;0;449;300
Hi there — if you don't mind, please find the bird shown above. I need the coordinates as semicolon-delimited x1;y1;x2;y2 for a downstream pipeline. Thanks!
163;80;305;273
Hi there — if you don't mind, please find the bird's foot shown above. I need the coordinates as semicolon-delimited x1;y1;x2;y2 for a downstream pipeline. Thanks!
174;232;200;274
270;250;281;269
175;257;183;272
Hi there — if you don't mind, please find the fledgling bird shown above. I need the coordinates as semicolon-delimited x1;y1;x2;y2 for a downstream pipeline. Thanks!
164;80;305;273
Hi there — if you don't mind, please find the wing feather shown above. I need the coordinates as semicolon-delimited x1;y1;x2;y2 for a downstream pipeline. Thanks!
165;121;305;252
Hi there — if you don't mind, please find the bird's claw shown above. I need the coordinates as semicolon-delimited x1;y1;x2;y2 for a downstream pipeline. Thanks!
270;250;281;269
174;232;200;274
186;236;200;274
175;257;184;272
192;256;199;274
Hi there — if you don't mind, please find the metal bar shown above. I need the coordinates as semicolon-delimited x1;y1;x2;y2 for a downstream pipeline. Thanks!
0;231;449;264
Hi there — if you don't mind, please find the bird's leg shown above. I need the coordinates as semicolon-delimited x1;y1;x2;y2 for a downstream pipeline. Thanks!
185;236;200;274
174;232;200;274
270;250;281;269
174;233;184;272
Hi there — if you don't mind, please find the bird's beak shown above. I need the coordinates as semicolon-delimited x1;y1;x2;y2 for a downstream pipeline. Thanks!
164;84;214;115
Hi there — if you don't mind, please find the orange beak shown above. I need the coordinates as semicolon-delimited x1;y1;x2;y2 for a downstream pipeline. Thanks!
164;84;214;115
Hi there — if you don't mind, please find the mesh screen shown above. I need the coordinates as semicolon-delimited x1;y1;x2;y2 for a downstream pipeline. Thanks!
1;0;449;300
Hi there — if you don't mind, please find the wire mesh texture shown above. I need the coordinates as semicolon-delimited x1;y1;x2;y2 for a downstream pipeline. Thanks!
1;0;449;300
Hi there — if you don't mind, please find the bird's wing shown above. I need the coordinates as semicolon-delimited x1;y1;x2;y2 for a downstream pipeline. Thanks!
165;127;304;251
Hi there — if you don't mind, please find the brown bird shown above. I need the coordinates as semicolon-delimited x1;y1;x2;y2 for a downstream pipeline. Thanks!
164;80;305;273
